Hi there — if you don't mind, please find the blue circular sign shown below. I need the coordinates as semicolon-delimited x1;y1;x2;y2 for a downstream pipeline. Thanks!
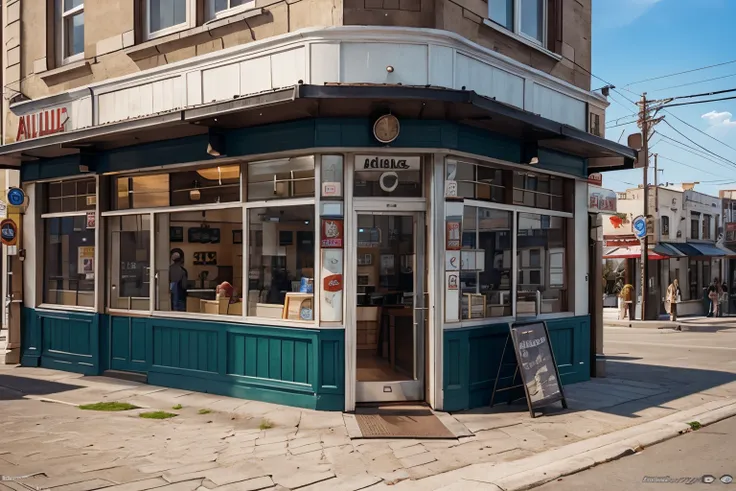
632;215;647;239
7;188;25;207
0;219;17;246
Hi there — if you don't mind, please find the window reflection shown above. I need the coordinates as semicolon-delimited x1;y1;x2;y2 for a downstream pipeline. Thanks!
247;206;315;321
44;216;95;307
108;215;151;311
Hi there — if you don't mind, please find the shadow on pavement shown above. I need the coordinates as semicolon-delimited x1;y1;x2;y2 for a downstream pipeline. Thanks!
0;374;83;401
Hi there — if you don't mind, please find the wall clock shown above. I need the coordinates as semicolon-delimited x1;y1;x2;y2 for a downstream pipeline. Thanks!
373;114;400;144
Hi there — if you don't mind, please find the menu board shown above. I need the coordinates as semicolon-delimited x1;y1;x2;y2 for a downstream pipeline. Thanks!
509;322;567;413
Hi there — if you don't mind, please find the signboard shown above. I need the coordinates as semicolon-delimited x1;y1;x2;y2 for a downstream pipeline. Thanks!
445;220;461;250
587;173;603;186
509;321;567;416
321;249;343;322
7;188;25;207
355;156;421;171
588;185;617;214
726;222;736;243
86;211;96;230
632;215;647;240
321;219;344;248
16;106;70;141
78;246;95;278
0;201;6;219
0;219;18;246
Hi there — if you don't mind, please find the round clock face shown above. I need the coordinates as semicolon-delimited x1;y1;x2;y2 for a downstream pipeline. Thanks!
373;115;400;144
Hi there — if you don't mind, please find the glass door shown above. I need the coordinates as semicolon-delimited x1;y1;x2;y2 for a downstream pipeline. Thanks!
354;212;425;402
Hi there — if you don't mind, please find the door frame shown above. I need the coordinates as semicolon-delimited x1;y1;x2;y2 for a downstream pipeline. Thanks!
347;201;427;404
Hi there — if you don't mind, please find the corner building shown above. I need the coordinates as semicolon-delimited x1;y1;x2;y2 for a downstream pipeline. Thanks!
0;0;634;411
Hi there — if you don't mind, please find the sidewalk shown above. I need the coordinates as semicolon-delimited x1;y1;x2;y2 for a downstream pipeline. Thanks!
1;350;736;490
603;308;736;331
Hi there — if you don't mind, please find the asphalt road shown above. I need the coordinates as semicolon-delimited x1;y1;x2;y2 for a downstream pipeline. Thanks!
534;326;736;490
535;415;736;490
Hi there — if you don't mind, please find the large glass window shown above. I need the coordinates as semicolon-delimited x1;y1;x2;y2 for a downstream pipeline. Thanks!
108;215;151;311
247;206;315;321
247;156;315;201
516;213;568;317
47;178;96;213
44;216;96;307
154;207;243;316
449;161;505;203
513;171;566;211
460;207;513;319
115;164;240;210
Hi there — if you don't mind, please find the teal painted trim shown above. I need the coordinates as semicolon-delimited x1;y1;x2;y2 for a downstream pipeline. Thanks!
21;308;100;376
21;118;587;182
442;316;591;412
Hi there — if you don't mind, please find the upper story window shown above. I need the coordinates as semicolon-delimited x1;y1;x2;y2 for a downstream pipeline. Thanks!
489;0;546;46
661;216;670;238
206;0;254;21
58;0;85;64
703;214;712;240
691;212;700;240
146;0;194;40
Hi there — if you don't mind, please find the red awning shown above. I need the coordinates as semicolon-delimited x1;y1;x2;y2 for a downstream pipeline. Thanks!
603;245;666;260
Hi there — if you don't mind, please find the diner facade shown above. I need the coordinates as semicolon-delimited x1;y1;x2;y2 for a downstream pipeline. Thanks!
0;26;634;412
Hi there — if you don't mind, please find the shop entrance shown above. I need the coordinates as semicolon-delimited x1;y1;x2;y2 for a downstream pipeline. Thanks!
354;211;426;402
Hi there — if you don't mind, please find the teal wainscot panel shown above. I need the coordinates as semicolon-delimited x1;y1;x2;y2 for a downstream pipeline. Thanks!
443;316;591;412
105;315;345;411
21;308;100;375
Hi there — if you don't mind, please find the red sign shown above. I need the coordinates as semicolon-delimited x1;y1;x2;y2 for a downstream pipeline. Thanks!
321;219;343;248
323;274;343;292
726;222;736;232
588;173;603;186
16;107;69;142
446;220;461;250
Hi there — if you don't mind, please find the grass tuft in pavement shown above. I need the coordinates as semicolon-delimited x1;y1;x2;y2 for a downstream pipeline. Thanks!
198;408;212;415
79;402;139;412
688;421;702;431
140;411;178;420
172;404;183;410
259;419;274;430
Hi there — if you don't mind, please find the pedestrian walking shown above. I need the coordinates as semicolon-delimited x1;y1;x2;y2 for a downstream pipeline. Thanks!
666;279;681;322
707;278;721;318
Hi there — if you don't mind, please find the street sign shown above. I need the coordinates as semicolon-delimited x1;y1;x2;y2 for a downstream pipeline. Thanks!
7;188;25;207
1;218;18;246
632;215;647;240
0;200;6;219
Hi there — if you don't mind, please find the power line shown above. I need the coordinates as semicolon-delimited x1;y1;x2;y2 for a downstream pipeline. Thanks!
669;87;736;101
657;155;726;178
651;72;736;92
657;134;736;171
661;119;736;167
664;110;736;154
608;91;638;115
606;120;638;130
622;59;736;88
664;94;736;109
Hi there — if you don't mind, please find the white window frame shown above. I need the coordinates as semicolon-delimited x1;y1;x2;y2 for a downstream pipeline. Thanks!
144;0;197;41
57;0;85;65
205;0;257;22
488;0;548;48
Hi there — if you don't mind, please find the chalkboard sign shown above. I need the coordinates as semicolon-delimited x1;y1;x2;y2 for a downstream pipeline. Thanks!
509;321;567;415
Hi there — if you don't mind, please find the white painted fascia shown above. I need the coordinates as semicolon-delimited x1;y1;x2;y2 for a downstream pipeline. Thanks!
12;26;606;115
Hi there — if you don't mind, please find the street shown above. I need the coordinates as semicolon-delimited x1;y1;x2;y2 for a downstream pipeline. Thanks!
534;414;736;490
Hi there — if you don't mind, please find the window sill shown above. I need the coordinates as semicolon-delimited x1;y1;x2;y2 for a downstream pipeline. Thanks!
37;304;96;314
482;19;563;63
39;59;93;85
126;8;265;62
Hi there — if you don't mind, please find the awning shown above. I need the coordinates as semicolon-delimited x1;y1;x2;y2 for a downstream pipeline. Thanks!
653;243;685;257
690;243;728;257
718;244;736;257
603;246;666;260
0;84;638;169
668;242;704;257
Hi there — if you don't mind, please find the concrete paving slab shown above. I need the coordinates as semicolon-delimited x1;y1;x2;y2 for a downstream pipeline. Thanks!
202;476;274;491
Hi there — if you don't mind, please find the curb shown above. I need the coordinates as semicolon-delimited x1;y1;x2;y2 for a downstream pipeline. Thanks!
416;399;736;491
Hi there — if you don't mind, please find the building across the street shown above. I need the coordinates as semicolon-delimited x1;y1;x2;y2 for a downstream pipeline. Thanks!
0;0;634;411
604;184;735;319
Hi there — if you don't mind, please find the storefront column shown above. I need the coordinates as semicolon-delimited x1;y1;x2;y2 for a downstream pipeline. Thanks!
428;153;445;410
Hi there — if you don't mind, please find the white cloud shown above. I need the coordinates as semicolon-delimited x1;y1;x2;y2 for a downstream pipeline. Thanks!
595;0;664;29
701;110;736;128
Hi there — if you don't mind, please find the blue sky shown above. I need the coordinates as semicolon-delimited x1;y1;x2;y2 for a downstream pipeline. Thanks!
593;0;736;197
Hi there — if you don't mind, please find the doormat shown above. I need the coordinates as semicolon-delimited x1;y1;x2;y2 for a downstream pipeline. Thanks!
354;404;455;439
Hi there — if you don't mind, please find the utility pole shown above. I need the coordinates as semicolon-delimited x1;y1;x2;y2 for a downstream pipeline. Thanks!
654;154;659;241
639;93;651;321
